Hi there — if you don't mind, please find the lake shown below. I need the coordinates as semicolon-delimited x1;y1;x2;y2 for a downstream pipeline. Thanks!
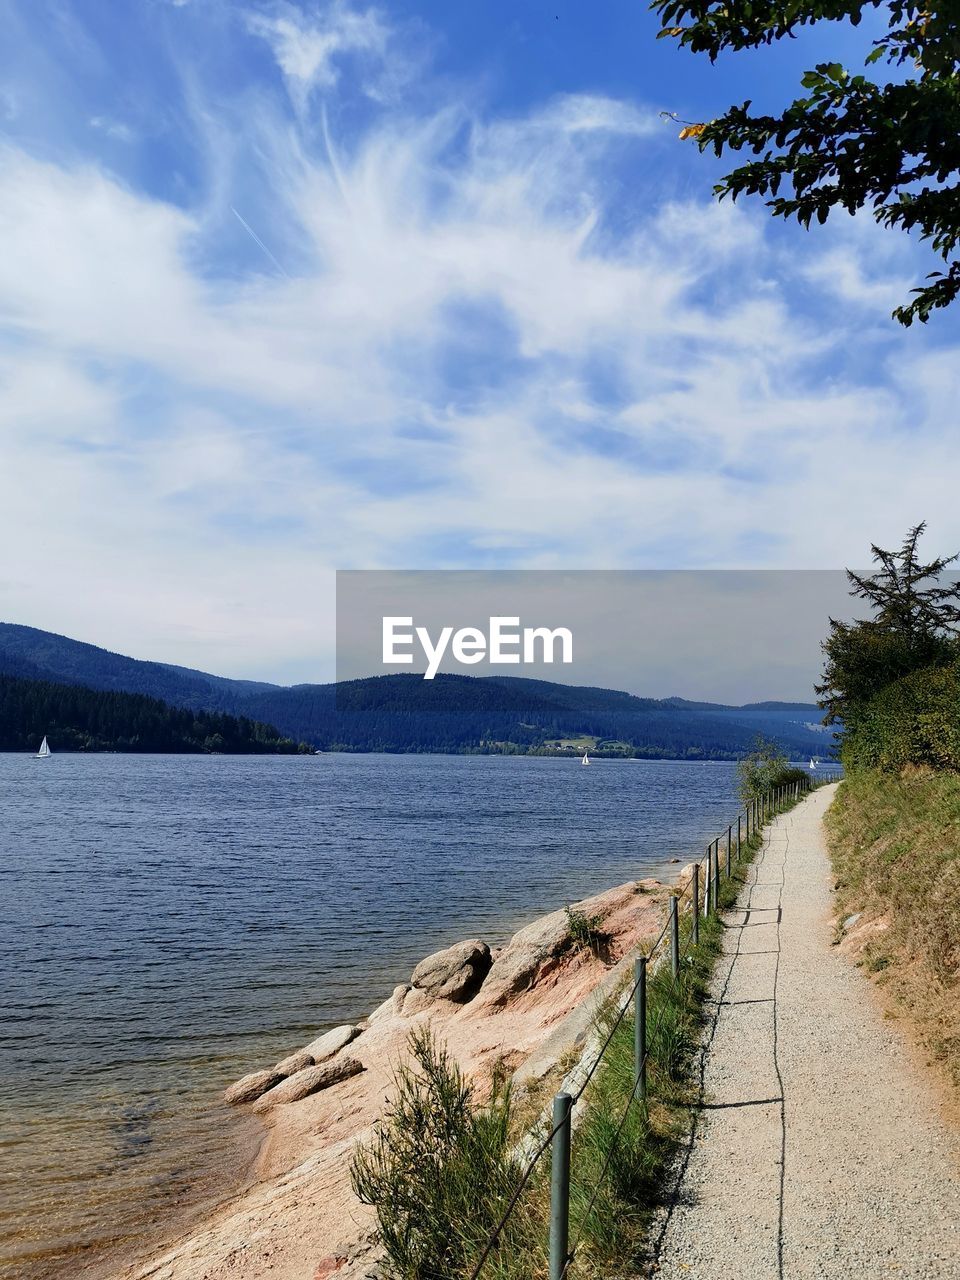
0;752;744;1278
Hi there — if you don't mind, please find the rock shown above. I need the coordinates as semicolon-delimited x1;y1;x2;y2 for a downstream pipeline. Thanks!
399;987;436;1016
410;939;492;1003
253;1056;364;1110
843;913;862;931
224;1068;285;1105
675;865;696;895
468;910;572;1012
368;985;410;1022
302;1024;361;1061
366;995;394;1023
274;1051;315;1077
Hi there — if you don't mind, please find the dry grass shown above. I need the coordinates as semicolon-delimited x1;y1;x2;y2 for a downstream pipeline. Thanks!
825;768;960;1089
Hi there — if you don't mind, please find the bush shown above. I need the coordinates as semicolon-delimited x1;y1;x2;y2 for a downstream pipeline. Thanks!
736;737;809;803
564;906;606;954
844;661;960;773
350;1028;534;1279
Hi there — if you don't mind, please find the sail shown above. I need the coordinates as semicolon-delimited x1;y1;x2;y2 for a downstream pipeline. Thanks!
37;736;51;757
582;752;590;766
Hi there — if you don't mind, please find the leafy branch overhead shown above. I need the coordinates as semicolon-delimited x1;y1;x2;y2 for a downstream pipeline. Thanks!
652;2;960;325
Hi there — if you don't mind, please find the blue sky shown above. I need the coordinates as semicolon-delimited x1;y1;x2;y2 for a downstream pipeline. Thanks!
0;0;956;682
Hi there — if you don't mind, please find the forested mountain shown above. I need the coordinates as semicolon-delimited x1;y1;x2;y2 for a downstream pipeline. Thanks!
0;623;273;710
238;673;831;757
0;623;835;758
0;674;309;754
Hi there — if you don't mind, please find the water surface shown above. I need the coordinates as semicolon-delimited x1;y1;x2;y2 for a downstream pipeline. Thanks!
0;753;743;1277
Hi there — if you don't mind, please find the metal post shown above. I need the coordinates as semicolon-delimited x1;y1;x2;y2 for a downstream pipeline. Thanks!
692;863;700;944
726;826;732;877
549;1092;572;1280
713;838;721;906
737;813;742;856
670;894;680;976
634;957;647;1108
704;847;712;915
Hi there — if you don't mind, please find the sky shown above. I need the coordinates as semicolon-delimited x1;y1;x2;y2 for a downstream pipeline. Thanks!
0;0;957;685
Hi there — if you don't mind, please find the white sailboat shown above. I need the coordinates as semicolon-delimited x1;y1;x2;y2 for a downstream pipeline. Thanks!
36;736;52;758
581;751;590;766
808;757;817;771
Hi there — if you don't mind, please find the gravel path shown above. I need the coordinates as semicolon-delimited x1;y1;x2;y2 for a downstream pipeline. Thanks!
652;784;960;1280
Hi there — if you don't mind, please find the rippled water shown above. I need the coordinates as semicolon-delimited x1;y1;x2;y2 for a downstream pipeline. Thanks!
1;752;743;1278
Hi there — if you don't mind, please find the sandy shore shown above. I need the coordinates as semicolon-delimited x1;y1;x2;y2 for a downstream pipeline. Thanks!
112;875;674;1280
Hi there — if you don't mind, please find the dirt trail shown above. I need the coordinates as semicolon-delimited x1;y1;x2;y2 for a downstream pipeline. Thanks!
654;784;960;1279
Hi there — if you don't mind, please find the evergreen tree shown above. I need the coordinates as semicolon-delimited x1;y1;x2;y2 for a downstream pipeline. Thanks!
818;523;960;725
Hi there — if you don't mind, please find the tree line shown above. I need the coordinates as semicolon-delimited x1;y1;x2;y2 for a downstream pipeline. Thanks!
0;673;311;754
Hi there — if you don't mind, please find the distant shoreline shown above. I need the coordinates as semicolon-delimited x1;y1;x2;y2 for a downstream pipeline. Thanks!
4;746;843;763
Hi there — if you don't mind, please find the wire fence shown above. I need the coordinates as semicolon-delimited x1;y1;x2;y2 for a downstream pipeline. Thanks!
466;770;838;1280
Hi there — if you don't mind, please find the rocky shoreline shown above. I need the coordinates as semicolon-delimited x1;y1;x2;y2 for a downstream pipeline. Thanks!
118;875;677;1280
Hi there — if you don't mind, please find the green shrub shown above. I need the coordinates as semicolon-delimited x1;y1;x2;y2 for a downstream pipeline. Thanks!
564;906;606;954
736;736;810;802
844;661;960;773
351;1028;535;1279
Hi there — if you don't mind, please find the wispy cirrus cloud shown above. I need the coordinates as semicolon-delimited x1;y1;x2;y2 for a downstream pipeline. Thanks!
89;115;135;142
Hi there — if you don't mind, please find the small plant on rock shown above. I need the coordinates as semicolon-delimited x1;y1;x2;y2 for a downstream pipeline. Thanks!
564;906;606;955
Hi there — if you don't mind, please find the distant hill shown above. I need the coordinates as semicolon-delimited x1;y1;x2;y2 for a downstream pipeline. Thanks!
0;672;310;754
0;623;835;759
0;623;271;710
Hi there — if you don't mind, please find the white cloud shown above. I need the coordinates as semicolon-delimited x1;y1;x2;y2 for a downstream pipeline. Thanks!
246;2;391;102
0;85;18;121
532;94;659;137
89;115;135;142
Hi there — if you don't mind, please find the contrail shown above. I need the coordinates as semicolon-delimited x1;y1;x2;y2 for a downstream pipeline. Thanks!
230;207;290;279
